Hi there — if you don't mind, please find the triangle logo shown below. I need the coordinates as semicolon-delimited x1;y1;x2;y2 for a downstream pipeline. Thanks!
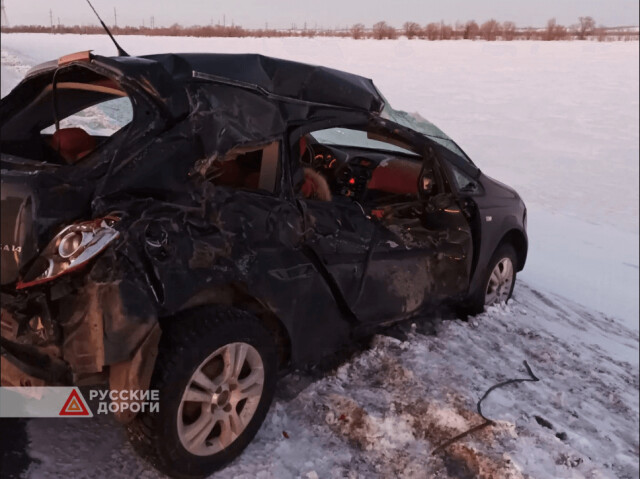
59;389;91;416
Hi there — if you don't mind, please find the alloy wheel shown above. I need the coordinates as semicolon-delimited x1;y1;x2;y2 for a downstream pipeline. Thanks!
485;257;514;306
177;342;264;456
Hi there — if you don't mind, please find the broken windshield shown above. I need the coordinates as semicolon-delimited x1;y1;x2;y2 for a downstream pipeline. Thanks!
380;102;473;163
310;127;417;155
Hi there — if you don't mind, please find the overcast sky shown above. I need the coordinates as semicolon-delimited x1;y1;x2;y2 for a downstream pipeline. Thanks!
3;0;639;29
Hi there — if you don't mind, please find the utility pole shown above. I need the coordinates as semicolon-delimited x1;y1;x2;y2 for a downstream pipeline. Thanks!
1;0;9;28
113;7;117;28
223;14;225;27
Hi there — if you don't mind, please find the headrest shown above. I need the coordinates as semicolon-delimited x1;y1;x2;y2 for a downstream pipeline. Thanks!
51;128;96;163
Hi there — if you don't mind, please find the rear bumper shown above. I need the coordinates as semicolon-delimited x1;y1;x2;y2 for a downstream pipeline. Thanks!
1;267;161;422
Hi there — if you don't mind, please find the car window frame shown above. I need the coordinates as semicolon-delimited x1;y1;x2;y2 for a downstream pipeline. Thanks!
199;140;284;197
441;157;485;197
1;62;164;171
286;114;433;196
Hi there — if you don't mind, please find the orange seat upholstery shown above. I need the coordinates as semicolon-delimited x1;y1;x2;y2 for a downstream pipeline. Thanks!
367;159;421;195
51;128;96;164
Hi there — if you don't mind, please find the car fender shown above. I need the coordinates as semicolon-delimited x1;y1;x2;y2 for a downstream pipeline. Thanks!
468;210;526;295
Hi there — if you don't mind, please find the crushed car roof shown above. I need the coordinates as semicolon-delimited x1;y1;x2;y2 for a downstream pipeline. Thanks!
25;52;386;113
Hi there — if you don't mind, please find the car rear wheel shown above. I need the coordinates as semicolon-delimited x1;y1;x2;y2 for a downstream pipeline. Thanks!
126;307;277;479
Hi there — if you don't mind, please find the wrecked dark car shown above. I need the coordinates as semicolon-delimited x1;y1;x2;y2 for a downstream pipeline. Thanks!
0;50;527;477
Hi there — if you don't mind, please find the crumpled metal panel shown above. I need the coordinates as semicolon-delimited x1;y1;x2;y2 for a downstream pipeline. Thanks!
140;53;384;113
1;51;473;387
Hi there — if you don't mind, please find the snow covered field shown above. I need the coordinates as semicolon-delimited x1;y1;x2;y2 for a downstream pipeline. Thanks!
1;34;638;478
2;34;638;328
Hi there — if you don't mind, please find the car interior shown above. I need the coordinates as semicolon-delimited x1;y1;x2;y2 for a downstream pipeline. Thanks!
203;142;280;194
0;68;133;166
295;127;428;209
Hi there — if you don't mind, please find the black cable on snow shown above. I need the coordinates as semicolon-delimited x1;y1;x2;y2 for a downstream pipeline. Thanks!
431;360;539;455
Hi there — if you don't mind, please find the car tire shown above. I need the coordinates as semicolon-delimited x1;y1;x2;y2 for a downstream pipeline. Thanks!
126;306;278;479
464;243;518;315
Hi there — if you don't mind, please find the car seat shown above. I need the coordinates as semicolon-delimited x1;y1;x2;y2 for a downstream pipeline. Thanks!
50;128;96;164
367;159;421;195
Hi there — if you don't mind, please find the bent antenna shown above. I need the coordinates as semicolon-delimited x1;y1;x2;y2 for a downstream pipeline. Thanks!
85;0;129;56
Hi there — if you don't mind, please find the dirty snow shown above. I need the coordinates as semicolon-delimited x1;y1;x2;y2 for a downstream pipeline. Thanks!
1;35;638;478
23;289;640;478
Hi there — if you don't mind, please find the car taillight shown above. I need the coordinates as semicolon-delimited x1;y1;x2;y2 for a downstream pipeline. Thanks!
16;216;120;289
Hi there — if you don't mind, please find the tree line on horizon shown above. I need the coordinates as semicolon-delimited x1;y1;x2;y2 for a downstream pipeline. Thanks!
2;16;638;41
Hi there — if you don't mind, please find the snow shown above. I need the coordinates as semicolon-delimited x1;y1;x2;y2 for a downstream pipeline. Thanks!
1;35;638;478
24;291;640;478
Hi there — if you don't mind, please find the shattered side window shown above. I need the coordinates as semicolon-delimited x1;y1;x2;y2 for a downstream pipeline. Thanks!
203;142;280;194
41;97;133;136
1;72;135;165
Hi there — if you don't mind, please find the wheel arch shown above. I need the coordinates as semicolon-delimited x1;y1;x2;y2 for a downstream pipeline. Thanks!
168;285;292;370
496;228;528;271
